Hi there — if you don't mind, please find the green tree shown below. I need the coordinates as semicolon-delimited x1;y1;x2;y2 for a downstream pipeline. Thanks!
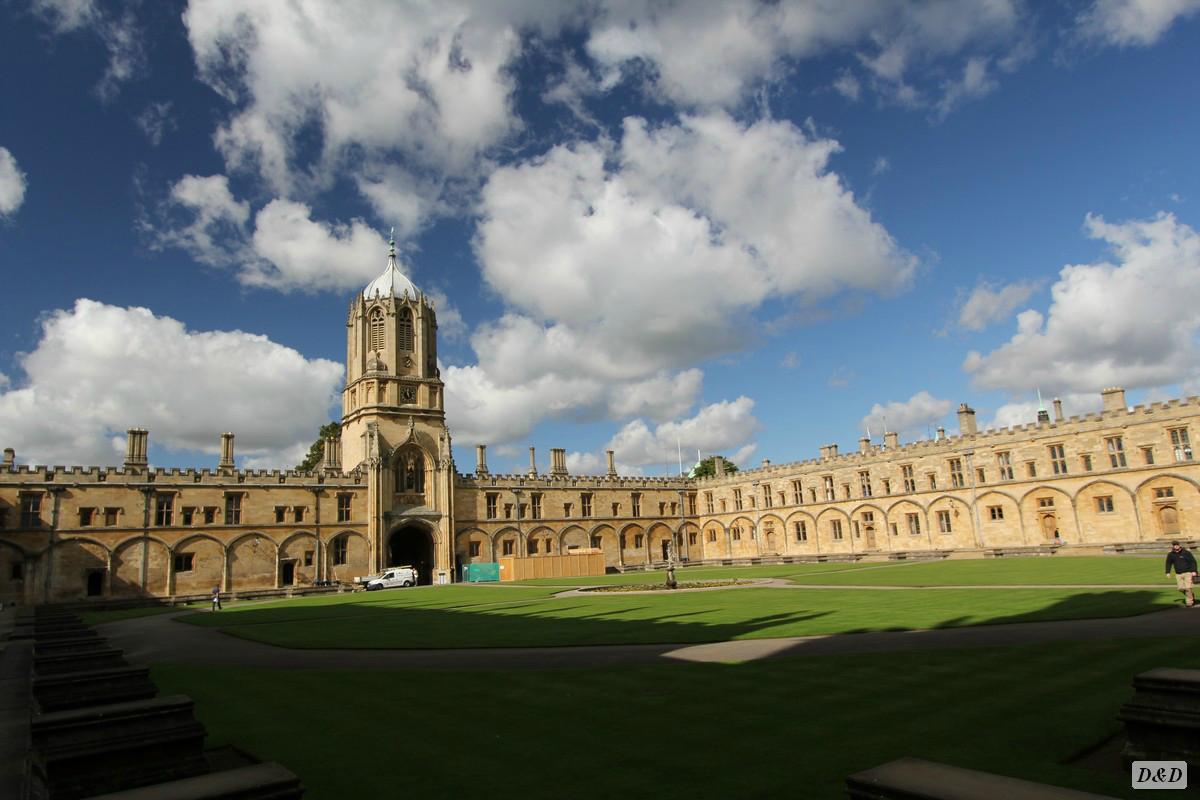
296;422;341;471
688;456;739;479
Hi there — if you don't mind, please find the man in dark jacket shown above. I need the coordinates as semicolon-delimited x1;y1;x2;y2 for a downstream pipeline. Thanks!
1165;542;1198;607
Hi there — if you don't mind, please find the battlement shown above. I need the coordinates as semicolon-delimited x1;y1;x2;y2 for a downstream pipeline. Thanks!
456;473;690;491
693;392;1200;487
0;463;365;487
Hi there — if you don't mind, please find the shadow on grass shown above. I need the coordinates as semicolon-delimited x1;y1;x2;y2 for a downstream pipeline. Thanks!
173;586;1179;651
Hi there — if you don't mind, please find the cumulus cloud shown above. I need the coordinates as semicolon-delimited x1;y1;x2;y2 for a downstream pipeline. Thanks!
0;148;27;217
1076;0;1200;47
956;278;1043;331
146;174;394;293
0;300;342;467
585;1;1025;113
860;391;953;439
446;112;913;447
181;1;578;203
603;398;759;468
32;0;143;100
934;56;998;119
987;392;1102;430
965;213;1200;395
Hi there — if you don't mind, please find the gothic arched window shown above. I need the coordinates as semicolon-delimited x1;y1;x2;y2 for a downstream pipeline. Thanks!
368;308;385;353
396;448;425;494
398;308;414;352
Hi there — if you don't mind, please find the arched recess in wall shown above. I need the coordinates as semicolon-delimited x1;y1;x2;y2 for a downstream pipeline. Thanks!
848;503;888;551
455;528;491;564
586;524;620;568
327;530;370;581
171;534;226;595
49;538;110;602
228;532;278;591
1072;479;1139;543
558;525;589;552
814;507;852;552
526;525;555;556
974;490;1025;547
1018;485;1079;543
1133;473;1199;540
111;536;170;598
783;510;819;552
278;531;318;587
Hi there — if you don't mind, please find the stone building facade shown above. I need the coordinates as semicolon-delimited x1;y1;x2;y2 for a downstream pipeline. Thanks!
1;247;1198;604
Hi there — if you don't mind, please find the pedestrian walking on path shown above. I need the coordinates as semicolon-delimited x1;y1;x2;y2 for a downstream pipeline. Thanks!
211;587;222;612
1165;541;1198;608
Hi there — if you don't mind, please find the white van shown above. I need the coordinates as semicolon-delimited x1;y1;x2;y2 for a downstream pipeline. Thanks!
363;566;418;591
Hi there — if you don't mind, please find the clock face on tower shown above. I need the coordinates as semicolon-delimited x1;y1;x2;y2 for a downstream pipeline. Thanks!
400;385;417;403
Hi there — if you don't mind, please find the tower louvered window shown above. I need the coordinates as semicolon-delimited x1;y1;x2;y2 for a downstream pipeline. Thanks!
398;308;414;351
368;308;385;353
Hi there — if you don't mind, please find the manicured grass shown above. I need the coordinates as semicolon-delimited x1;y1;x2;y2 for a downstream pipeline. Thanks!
516;561;882;586
179;582;1177;649
79;604;193;626
151;635;1200;799
786;555;1169;586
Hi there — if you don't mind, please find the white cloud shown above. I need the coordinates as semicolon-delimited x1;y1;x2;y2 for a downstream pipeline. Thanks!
780;352;799;369
1077;0;1200;47
957;278;1042;331
833;71;861;101
934;56;998;119
147;175;393;293
0;300;342;467
603;398;759;468
448;112;913;447
965;213;1200;395
181;1;576;199
32;0;143;101
585;1;1024;112
872;156;891;175
860;391;953;439
136;102;176;146
580;1;1028;118
986;392;1102;430
0;148;27;217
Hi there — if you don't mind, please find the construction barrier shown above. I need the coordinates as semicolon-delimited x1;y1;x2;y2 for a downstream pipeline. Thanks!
497;549;606;582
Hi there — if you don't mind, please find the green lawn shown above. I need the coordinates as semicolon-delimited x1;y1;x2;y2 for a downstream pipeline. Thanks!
786;555;1169;586
515;561;883;586
178;582;1177;649
80;604;194;626
151;635;1200;799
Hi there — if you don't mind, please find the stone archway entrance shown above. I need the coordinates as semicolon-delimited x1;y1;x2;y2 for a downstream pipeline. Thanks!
388;525;434;585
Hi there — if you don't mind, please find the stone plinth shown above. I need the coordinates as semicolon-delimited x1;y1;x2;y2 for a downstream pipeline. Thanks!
33;666;157;713
1119;668;1200;764
845;758;1118;799
33;646;126;676
80;762;305;799
31;694;208;799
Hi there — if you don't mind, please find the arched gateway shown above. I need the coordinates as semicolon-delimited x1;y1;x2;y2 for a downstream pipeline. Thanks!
387;525;435;585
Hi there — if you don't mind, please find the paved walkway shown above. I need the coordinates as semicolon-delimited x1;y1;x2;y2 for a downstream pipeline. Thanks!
99;602;1200;671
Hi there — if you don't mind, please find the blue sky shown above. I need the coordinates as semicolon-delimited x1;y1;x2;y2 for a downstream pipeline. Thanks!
1;0;1199;476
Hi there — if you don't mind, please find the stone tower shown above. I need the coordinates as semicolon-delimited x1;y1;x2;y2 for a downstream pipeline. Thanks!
340;236;455;583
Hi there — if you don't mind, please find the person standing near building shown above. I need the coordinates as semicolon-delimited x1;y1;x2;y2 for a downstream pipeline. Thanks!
211;586;222;612
1165;542;1198;607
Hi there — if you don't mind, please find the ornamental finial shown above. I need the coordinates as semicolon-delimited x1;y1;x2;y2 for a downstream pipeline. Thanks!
388;227;396;258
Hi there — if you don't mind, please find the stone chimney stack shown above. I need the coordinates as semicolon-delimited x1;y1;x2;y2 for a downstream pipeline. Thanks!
475;444;488;476
712;455;726;477
936;426;946;441
606;450;617;477
1053;398;1064;422
2;448;13;468
528;447;538;477
550;448;568;476
957;403;977;435
321;436;340;473
124;428;148;470
859;436;870;453
1101;387;1127;413
218;432;235;470
884;432;899;450
761;458;771;468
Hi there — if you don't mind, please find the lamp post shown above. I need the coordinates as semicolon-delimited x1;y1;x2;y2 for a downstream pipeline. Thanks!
963;450;984;548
